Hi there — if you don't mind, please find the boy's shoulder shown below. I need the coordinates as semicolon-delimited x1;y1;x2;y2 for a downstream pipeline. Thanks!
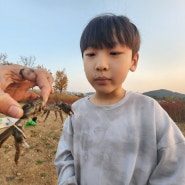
125;91;157;103
127;91;167;114
72;95;89;108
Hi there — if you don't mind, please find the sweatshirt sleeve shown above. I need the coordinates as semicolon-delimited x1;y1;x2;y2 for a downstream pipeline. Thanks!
149;142;185;184
149;101;185;184
54;117;78;185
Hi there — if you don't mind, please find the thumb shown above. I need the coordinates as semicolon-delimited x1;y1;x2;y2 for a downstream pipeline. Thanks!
0;92;23;118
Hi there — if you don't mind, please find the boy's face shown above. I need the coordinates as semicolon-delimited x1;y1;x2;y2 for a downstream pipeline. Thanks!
83;44;139;95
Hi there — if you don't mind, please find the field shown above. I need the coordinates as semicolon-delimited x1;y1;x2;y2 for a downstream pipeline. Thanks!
0;112;64;185
0;101;185;185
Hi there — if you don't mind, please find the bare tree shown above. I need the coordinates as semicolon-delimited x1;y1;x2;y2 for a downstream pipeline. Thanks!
36;64;51;73
18;56;36;67
0;53;8;64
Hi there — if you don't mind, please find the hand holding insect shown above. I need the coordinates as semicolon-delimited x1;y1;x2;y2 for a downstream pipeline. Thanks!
0;64;54;118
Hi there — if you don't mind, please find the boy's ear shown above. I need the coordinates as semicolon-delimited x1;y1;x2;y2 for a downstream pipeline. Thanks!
130;53;139;72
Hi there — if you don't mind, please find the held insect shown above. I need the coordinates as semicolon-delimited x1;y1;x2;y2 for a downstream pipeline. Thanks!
0;98;74;165
0;98;45;165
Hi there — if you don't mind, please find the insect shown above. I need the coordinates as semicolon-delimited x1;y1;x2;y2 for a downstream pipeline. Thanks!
41;102;74;122
0;98;74;164
41;103;64;122
57;102;74;116
0;98;45;165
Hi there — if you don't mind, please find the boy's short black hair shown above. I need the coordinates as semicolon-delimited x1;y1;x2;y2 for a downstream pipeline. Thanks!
80;13;140;58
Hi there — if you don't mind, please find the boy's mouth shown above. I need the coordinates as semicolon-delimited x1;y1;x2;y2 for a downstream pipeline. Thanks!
94;77;111;85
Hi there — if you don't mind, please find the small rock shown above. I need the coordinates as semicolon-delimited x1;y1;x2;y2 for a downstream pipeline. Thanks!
16;172;21;176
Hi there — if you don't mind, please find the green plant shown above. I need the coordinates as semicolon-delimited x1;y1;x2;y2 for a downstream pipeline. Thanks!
40;173;47;178
17;178;24;182
36;160;44;165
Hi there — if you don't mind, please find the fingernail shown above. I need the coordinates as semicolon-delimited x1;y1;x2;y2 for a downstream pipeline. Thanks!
8;106;23;118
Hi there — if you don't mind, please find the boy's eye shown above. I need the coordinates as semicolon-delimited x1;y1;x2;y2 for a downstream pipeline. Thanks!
110;52;121;55
85;53;95;57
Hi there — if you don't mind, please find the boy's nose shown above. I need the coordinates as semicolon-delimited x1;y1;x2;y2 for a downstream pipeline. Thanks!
95;55;109;71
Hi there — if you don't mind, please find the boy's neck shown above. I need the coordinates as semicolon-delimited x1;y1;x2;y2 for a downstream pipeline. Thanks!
89;88;126;106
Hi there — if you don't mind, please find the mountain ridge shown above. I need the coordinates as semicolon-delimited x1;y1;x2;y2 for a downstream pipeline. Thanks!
143;89;185;99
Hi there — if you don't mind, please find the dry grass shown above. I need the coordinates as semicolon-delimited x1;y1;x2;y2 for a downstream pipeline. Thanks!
177;122;185;136
43;92;81;105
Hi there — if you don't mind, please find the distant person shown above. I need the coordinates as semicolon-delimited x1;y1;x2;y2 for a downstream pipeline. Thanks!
0;64;54;118
54;13;185;184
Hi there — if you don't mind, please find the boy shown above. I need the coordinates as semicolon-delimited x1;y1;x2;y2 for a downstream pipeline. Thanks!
55;14;185;185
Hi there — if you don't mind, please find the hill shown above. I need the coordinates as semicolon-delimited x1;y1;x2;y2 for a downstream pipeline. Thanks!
143;89;185;99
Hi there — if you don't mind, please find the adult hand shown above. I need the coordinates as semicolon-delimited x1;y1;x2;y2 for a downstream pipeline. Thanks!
0;64;54;118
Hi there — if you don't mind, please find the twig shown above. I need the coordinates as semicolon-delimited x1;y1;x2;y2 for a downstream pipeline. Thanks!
7;118;27;138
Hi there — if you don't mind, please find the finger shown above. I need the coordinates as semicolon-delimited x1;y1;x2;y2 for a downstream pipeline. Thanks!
39;85;51;102
34;69;54;102
0;92;23;118
22;91;40;100
0;64;25;90
20;68;54;102
5;81;35;101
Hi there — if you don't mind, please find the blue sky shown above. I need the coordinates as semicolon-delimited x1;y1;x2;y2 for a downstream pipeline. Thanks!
0;0;185;94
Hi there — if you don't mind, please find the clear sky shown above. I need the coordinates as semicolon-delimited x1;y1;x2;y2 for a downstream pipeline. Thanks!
0;0;185;94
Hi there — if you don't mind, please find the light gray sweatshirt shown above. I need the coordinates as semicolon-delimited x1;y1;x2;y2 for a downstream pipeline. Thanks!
55;91;185;185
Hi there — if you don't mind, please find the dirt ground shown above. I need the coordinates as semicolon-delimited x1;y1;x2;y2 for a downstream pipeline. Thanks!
0;112;65;185
0;112;185;185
